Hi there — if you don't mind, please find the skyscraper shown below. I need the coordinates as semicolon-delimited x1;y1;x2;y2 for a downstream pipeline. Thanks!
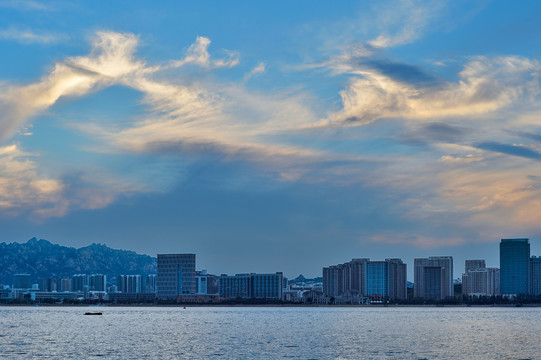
500;239;530;295
157;254;196;300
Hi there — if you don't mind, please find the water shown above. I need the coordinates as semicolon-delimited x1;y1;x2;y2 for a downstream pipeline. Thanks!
0;306;540;359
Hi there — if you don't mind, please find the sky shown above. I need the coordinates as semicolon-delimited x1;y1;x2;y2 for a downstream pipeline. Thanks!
1;0;541;280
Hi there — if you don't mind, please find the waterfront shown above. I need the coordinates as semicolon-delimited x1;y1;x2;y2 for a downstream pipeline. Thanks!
0;306;540;359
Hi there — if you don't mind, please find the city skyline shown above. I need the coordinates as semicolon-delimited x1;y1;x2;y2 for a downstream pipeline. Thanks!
1;1;541;278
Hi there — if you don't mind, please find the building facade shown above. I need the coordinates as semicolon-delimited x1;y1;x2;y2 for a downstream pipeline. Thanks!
500;238;530;295
414;256;453;299
118;275;142;293
157;254;196;300
323;258;406;300
218;273;283;300
531;256;541;296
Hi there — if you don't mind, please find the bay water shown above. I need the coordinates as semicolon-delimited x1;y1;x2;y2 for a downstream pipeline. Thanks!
0;306;539;359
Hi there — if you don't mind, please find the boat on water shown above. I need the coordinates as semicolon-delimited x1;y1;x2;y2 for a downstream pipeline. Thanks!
84;312;103;315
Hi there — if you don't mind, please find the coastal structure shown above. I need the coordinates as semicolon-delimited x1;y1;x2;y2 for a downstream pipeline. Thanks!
219;272;283;300
500;238;530;295
414;256;453;300
323;258;406;301
157;254;196;299
462;260;500;297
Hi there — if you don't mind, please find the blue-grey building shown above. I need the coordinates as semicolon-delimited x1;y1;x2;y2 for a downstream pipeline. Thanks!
219;272;283;300
157;254;196;300
13;274;31;289
366;261;388;299
531;256;541;296
500;238;530;295
424;267;442;300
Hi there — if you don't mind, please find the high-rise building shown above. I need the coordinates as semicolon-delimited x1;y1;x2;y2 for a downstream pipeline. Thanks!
465;260;486;272
196;270;219;295
59;278;71;292
13;274;31;289
118;275;142;293
145;274;157;293
531;256;541;296
387;258;407;300
500;238;530;295
424;267;442;300
366;261;388;299
462;267;500;296
72;274;89;292
323;258;406;300
414;256;453;299
89;274;107;292
157;254;196;300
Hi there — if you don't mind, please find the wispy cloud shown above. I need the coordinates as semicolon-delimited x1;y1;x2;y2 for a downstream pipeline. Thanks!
0;0;53;11
169;36;239;70
244;62;266;81
0;143;143;219
0;27;66;44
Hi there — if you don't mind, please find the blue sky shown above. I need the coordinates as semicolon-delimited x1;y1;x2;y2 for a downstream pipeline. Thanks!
1;0;541;279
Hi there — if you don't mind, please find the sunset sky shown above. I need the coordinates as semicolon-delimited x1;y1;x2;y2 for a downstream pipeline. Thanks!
1;0;540;278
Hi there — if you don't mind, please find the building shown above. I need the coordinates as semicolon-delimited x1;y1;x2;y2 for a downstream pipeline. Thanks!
465;260;486;272
157;254;196;300
531;256;541;296
218;273;283;300
89;274;107;292
145;274;157;293
118;275;142;294
252;273;283;299
462;267;500;297
414;256;453;299
323;258;406;301
219;273;252;298
196;270;219;296
424;267;442;300
13;274;32;289
72;274;89;292
500;238;530;295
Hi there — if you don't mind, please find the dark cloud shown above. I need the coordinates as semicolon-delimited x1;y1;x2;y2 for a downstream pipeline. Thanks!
516;131;541;143
476;142;541;160
422;123;465;142
360;59;440;86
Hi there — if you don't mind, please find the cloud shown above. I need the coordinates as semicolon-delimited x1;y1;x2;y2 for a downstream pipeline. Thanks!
476;142;541;160
366;0;444;48
0;143;142;219
244;62;266;81
0;0;52;11
325;56;540;126
0;31;143;141
0;27;66;44
169;36;239;70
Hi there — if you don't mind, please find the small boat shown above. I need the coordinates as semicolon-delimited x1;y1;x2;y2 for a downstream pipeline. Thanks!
84;312;103;315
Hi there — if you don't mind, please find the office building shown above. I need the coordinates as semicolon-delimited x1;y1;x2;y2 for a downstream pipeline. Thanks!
252;273;283;299
157;254;196;300
118;275;142;294
531;256;541;296
219;273;252;298
59;278;71;292
196;270;219;295
387;258;407;300
414;256;453;299
500;238;530;295
218;272;283;300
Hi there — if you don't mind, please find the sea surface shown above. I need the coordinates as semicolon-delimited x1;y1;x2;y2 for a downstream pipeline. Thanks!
0;306;539;359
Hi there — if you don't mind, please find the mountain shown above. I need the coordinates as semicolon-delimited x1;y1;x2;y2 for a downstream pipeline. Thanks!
0;238;157;284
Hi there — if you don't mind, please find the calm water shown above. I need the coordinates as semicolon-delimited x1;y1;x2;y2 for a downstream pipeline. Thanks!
0;306;539;359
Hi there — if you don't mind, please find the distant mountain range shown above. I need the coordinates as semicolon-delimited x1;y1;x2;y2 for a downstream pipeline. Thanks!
290;274;322;283
0;238;157;285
